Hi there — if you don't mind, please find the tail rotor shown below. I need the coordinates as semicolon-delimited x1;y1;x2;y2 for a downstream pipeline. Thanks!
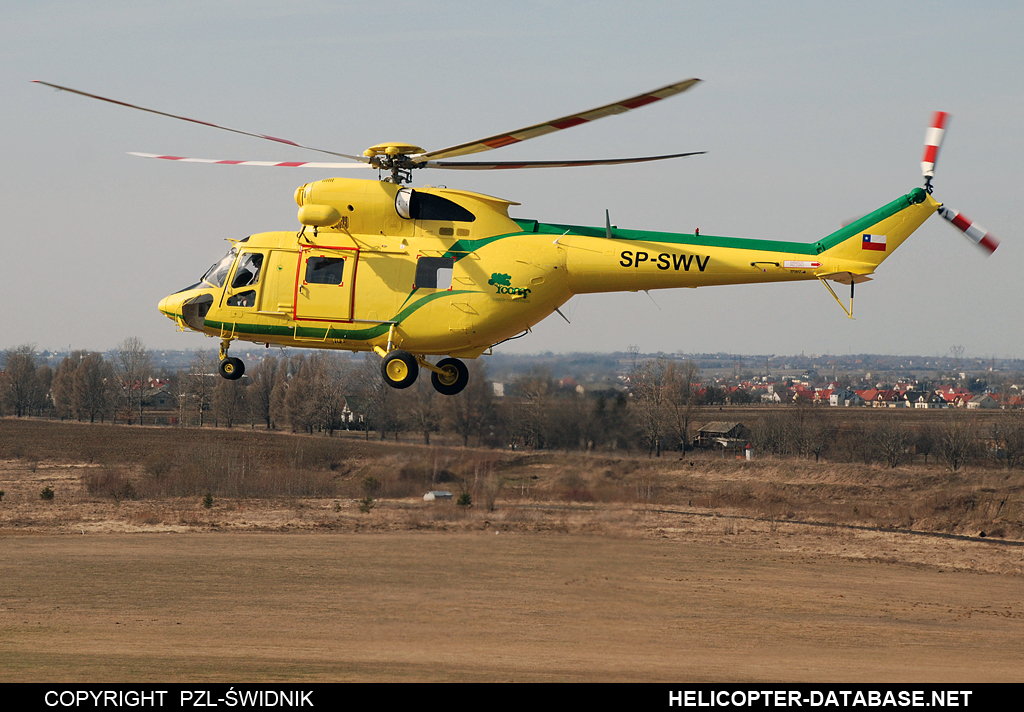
937;207;999;255
920;111;1000;256
921;111;949;192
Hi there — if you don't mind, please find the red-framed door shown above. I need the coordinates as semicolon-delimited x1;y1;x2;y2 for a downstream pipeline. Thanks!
294;245;359;322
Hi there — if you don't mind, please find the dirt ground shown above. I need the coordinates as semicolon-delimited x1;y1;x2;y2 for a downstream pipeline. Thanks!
1;425;1022;682
2;531;1022;683
2;507;1023;681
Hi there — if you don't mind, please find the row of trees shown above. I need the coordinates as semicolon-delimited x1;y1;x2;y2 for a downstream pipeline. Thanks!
1;340;152;424
2;343;696;451
749;407;1024;471
5;343;1023;469
171;352;700;455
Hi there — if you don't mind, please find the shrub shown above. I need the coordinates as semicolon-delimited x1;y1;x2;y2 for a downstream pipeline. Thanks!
457;492;472;507
358;496;375;514
40;486;55;501
83;468;139;501
203;492;213;509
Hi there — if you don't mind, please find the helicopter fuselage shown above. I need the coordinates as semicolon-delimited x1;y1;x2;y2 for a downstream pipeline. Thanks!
158;177;938;362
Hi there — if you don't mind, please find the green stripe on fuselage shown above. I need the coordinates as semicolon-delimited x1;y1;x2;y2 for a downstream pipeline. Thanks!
514;188;927;256
201;289;478;342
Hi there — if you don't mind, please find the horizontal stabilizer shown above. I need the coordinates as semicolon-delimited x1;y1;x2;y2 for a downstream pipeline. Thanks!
818;271;874;285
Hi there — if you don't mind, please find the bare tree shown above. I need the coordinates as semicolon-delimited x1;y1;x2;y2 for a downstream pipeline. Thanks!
285;357;317;434
113;337;152;424
630;358;670;457
310;353;351;435
187;350;216;427
935;413;979;472
751;411;791;457
213;377;246;428
246;355;279;429
664;360;701;452
0;345;48;417
506;367;550;449
989;411;1024;469
406;372;439;444
803;413;837;463
269;374;288;431
445;359;495;447
73;352;114;423
913;427;935;465
872;418;913;468
353;355;406;441
51;352;85;420
592;391;634;452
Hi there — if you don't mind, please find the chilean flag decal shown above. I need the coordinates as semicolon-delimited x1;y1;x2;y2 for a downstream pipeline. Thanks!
862;233;887;251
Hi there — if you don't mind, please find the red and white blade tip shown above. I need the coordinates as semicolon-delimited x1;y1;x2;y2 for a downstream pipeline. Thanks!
938;206;999;255
921;111;949;179
127;152;371;169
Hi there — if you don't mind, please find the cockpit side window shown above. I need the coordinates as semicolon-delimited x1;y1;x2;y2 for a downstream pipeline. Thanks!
231;253;264;289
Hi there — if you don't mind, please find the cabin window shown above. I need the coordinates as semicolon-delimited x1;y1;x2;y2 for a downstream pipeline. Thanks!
396;189;476;222
305;256;346;285
415;256;455;290
231;253;264;289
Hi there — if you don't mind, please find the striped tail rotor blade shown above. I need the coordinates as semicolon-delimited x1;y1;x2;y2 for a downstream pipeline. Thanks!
921;111;949;179
938;206;999;255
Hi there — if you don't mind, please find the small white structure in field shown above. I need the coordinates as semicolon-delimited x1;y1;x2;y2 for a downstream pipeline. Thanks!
423;491;454;502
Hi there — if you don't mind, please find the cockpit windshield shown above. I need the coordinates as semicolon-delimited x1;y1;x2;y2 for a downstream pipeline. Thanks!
200;247;238;288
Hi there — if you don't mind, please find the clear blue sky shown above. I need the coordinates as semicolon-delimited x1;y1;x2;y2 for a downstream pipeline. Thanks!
5;1;1021;359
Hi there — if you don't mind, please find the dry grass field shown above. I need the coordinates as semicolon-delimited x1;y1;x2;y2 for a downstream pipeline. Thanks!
1;418;1023;682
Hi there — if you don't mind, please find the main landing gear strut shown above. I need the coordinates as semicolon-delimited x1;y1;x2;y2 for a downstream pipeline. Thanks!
218;339;245;380
214;336;467;395
377;348;469;396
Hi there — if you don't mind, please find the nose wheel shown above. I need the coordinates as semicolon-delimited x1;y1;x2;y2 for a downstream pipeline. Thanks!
218;339;245;380
219;356;245;380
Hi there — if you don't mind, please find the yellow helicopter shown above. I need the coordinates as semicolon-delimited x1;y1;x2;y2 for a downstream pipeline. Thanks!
36;80;998;395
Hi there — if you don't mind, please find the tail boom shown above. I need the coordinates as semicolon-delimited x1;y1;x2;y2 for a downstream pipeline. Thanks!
522;188;938;295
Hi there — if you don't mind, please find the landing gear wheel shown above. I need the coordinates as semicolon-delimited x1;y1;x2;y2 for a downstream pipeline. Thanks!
431;357;469;396
219;357;245;380
380;350;419;389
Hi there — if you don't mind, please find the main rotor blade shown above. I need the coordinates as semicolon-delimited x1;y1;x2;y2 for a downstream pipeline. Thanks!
33;81;369;163
128;152;374;168
921;111;949;179
412;78;701;163
423;151;706;170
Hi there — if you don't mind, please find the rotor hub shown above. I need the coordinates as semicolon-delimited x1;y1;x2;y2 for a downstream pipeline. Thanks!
363;143;425;183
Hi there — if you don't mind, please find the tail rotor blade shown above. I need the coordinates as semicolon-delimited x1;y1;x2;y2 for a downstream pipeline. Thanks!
938;206;999;255
921;111;949;179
